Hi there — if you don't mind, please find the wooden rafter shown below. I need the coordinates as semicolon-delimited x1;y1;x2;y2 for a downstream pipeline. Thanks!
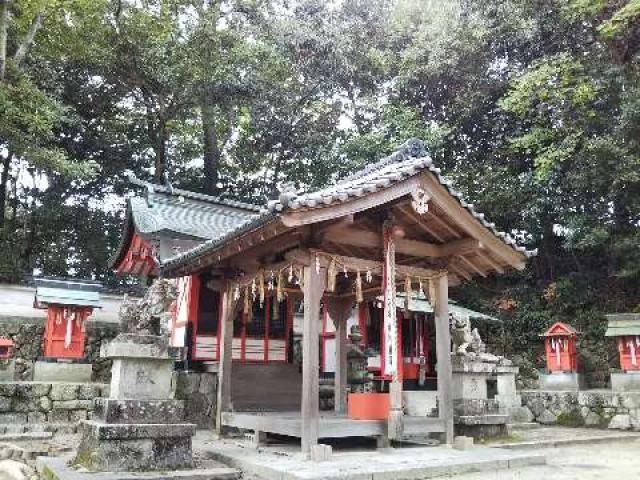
476;251;504;274
457;255;487;278
424;210;461;239
396;205;447;243
325;226;481;259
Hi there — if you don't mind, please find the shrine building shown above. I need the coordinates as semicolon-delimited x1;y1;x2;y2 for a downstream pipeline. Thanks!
147;138;534;453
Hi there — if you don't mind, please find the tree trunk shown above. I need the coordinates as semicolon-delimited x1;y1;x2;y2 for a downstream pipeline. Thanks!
202;95;220;195
0;151;12;227
153;119;167;184
14;11;45;68
0;0;9;83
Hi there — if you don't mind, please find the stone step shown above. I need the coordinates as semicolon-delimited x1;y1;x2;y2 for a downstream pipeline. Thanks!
38;456;241;480
0;423;78;434
507;422;540;431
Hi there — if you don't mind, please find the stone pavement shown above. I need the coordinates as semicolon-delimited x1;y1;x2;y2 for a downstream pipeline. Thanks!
491;425;640;449
455;438;640;480
196;435;545;480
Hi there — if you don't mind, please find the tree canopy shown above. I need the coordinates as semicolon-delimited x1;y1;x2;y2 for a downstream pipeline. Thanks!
1;0;639;377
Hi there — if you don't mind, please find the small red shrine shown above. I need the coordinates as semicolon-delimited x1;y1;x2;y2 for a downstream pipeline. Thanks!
34;278;102;359
605;314;640;372
541;322;578;373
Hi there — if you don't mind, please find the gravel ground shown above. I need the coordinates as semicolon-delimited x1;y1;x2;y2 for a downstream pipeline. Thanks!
456;438;640;480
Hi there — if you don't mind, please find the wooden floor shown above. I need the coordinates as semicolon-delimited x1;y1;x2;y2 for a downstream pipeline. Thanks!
221;411;445;439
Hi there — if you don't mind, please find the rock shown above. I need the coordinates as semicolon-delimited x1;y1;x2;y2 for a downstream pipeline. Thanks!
77;384;100;400
584;411;602;427
39;396;52;412
509;406;534;423
0;384;16;397
69;410;88;422
0;459;35;480
52;400;93;410
48;409;70;423
528;397;546;418
0;413;26;424
537;409;557;425
26;411;46;423
608;414;631;430
0;397;12;412
50;384;78;401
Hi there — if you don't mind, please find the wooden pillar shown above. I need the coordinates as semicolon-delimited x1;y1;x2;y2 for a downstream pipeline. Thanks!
383;222;403;440
327;297;353;413
216;283;239;435
434;273;454;444
301;264;325;455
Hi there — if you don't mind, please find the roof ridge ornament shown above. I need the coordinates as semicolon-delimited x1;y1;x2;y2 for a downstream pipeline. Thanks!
399;138;427;158
277;181;298;209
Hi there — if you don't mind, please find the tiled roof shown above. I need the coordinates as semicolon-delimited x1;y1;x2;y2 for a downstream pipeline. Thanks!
266;139;534;258
126;174;260;240
161;139;536;274
111;175;261;269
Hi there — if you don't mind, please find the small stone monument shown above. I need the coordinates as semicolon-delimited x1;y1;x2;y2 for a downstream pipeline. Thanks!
73;279;196;472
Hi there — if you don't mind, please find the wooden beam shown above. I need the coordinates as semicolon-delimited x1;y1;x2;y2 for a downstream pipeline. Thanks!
420;173;527;270
301;264;325;456
476;251;504;274
396;205;446;242
424;210;461;239
326;297;353;413
216;283;240;435
327;228;481;259
457;255;487;278
290;249;441;280
448;262;471;282
434;273;454;445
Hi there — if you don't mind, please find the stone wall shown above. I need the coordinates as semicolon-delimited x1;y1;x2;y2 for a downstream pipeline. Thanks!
0;319;118;382
521;390;640;431
0;381;108;432
172;371;217;428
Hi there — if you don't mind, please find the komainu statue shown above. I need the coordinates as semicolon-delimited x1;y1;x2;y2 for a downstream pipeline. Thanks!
450;313;472;355
119;279;176;336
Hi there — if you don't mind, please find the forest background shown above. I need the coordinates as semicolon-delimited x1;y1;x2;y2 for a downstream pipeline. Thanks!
1;0;639;380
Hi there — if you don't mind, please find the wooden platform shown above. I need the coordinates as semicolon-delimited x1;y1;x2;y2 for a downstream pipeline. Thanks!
221;411;445;439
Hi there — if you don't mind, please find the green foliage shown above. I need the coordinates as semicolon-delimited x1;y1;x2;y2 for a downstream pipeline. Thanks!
556;409;585;427
598;0;640;38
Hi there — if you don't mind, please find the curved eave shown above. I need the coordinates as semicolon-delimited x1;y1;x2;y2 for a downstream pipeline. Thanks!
109;204;135;270
160;212;281;278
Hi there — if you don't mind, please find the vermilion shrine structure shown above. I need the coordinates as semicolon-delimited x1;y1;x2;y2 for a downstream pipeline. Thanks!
538;322;582;391
154;139;534;454
606;313;640;392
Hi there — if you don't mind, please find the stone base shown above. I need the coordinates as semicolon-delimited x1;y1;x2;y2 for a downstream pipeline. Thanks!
539;372;583;391
94;398;185;424
455;413;508;439
39;456;240;480
611;372;640;392
73;420;196;472
33;361;92;383
0;360;15;381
